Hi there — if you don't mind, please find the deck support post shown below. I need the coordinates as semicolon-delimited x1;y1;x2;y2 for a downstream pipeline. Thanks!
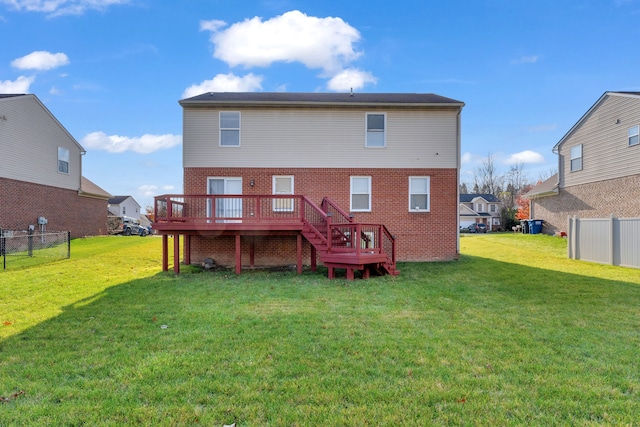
310;245;317;272
249;237;255;267
346;267;355;280
235;234;241;275
327;266;335;279
296;233;303;274
162;234;168;271
185;235;191;265
173;234;180;274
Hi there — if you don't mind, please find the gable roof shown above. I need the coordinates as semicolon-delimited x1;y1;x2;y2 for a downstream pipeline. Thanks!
0;93;86;154
524;174;559;199
553;91;640;153
460;193;501;203
108;195;131;205
80;177;112;200
180;92;464;108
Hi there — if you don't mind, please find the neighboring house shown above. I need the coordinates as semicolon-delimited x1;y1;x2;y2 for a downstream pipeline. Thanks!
0;94;111;236
154;92;464;277
459;194;503;231
108;195;142;220
526;91;640;234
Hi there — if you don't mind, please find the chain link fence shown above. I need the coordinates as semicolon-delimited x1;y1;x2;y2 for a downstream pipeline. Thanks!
1;228;70;270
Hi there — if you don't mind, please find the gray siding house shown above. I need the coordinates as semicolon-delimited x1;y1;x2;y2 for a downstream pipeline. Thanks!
527;91;640;234
0;94;111;236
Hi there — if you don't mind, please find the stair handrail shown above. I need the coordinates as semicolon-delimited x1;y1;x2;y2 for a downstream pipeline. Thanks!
321;197;354;224
301;196;330;245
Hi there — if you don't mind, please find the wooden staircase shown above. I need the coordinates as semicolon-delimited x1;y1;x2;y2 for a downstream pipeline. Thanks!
301;197;400;279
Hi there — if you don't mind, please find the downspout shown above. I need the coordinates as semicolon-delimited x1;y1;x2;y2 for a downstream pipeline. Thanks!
456;107;462;257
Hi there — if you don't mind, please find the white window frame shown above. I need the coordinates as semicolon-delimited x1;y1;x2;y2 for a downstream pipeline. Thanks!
58;147;70;174
365;112;386;148
629;125;639;147
409;176;430;212
570;144;583;172
207;177;242;223
490;204;496;213
219;111;240;147
350;176;372;212
272;175;294;212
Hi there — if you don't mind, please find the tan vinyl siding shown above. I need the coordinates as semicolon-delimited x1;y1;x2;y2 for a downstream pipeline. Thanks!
559;94;640;188
183;107;458;169
0;95;82;191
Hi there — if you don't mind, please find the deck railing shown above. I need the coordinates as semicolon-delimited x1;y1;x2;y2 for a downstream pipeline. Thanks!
154;194;396;267
155;194;308;224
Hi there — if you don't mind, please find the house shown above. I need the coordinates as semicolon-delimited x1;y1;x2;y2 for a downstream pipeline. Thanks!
459;194;503;231
153;92;464;278
108;195;142;220
526;91;640;234
0;94;111;237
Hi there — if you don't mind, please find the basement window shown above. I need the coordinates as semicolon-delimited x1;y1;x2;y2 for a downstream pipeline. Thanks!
351;176;371;212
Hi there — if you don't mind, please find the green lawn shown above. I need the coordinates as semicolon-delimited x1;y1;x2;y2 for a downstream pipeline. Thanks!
1;234;639;426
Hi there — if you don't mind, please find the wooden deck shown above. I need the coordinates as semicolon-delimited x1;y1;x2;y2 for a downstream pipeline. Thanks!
152;194;399;279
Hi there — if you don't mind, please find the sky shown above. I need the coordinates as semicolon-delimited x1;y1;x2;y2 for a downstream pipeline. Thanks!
1;0;639;209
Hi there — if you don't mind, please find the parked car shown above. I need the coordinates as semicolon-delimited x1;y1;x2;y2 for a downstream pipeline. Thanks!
468;223;487;233
109;216;148;236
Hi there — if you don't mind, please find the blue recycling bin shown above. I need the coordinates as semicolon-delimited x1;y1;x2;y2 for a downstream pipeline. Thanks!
528;219;544;234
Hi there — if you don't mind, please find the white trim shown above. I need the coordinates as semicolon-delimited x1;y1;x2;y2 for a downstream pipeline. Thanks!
570;144;583;172
408;176;430;212
57;146;70;174
628;125;639;147
350;176;371;212
219;111;241;147
365;112;386;148
272;175;294;212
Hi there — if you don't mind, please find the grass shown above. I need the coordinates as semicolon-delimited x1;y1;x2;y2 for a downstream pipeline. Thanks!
1;234;639;425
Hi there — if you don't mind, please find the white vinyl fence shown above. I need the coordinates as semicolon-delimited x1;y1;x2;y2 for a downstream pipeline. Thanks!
567;215;640;269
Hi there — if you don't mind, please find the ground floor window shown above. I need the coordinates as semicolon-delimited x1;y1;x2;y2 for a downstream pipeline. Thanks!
350;176;371;212
409;176;430;212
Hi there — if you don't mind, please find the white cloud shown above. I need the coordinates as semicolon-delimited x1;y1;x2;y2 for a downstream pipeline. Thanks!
204;10;362;75
200;19;226;32
512;55;540;64
139;184;158;197
461;152;473;165
504;150;545;164
327;68;377;91
0;75;35;92
2;0;129;16
11;51;69;70
182;73;263;98
81;131;182;154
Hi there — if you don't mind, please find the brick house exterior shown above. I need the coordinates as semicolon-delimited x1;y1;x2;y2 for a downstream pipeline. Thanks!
0;94;111;237
177;92;464;268
526;92;640;234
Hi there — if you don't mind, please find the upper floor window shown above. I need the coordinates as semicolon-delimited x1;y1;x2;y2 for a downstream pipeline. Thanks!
220;112;240;146
629;125;639;146
475;203;485;212
365;113;386;147
58;147;69;174
409;177;430;212
570;144;582;172
350;176;371;212
490;204;496;213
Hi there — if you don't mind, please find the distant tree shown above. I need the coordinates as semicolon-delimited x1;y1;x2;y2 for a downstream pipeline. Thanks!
515;183;535;220
459;182;469;194
473;153;503;196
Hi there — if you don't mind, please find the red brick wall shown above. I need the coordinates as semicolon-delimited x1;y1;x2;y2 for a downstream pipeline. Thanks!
183;167;458;266
0;177;109;237
531;174;640;235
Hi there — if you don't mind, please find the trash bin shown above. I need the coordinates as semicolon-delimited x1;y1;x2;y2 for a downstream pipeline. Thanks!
520;220;529;234
529;219;544;234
